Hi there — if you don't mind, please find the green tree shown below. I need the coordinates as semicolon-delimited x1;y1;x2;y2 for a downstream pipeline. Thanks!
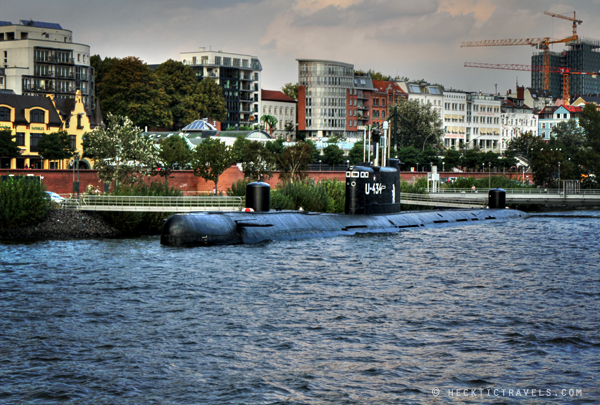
85;113;159;188
192;138;233;193
155;135;192;186
442;148;461;171
460;148;484;170
98;56;172;129
579;103;600;153
281;83;299;100
507;131;545;161
530;146;562;187
348;141;365;165
322;144;345;167
278;142;313;182
397;146;420;170
154;59;201;130
36;131;74;169
0;130;22;161
304;140;319;164
265;139;285;159
196;78;227;123
91;55;117;102
232;138;274;180
391;99;443;150
418;147;441;171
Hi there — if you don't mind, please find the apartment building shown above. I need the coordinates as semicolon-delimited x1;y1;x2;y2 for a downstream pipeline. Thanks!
501;99;537;149
181;47;262;130
371;80;407;131
538;105;583;140
466;92;502;151
442;90;467;148
0;20;94;110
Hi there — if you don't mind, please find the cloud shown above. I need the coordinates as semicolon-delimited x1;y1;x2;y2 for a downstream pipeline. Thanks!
438;0;496;22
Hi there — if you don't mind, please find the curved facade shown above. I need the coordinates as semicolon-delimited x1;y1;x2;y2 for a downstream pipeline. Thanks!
297;59;353;138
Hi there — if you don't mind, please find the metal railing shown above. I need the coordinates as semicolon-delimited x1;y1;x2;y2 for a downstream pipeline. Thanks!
401;193;487;208
431;188;600;195
63;195;245;212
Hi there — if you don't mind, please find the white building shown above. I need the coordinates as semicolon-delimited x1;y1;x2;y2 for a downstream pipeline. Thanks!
397;81;443;116
442;90;467;148
181;47;262;130
0;19;94;109
466;92;502;152
501;100;537;149
261;90;296;140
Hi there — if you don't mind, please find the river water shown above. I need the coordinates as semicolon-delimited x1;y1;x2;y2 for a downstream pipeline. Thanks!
1;211;599;404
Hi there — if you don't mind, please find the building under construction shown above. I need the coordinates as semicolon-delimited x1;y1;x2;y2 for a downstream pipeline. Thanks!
532;38;600;98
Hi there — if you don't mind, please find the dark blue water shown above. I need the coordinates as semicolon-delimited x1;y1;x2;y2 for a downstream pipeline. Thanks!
1;212;600;404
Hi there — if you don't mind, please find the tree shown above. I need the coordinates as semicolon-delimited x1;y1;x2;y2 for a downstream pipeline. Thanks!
36;131;74;169
530;146;562;187
278;142;313;182
98;56;172;129
91;55;117;103
232;137;275;180
397;146;420;169
0;130;21;161
579;103;600;154
507;131;545;161
155;135;192;186
390;99;443;151
85;113;159;188
443;148;461;171
348;141;365;165
418;147;441;171
460;148;484;171
322;144;345;166
261;114;278;136
154;59;201;130
192;138;233;193
196;78;227;123
552;120;586;151
281;83;298;101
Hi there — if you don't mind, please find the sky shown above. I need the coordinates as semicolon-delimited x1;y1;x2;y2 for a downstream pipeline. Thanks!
3;0;600;94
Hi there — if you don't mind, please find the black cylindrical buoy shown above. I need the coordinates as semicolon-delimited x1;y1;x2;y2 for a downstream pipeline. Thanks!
246;182;270;212
488;188;506;209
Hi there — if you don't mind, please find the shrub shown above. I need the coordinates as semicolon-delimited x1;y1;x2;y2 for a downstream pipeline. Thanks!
319;179;345;213
0;176;49;229
271;179;331;212
227;178;251;197
100;181;182;235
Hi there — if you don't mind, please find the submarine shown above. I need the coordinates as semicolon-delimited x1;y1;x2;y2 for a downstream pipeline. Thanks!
160;158;526;246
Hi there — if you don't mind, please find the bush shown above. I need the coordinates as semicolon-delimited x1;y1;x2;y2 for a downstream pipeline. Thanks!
0;176;49;229
100;181;182;235
271;179;331;212
320;179;345;213
227;178;251;197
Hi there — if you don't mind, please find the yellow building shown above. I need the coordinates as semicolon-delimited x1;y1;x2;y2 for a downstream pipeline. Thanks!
0;90;99;169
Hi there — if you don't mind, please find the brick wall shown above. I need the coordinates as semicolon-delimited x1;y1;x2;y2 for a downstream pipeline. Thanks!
0;168;529;197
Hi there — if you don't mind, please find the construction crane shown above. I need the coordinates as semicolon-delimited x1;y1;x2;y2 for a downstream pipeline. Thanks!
464;62;599;103
461;11;582;90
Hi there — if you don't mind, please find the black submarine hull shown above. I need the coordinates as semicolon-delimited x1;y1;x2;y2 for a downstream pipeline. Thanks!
160;208;527;246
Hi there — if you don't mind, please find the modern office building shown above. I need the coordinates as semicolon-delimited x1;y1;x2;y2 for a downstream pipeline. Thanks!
442;90;467;149
532;39;600;99
181;47;262;130
297;59;354;138
0;20;94;110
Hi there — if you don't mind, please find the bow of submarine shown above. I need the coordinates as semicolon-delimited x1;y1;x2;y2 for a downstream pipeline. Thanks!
161;213;241;246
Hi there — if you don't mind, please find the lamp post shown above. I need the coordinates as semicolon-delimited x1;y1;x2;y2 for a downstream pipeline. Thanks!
346;159;350;168
488;161;491;189
319;159;322;172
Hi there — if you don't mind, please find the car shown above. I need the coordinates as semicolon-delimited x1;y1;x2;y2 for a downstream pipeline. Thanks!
45;191;65;205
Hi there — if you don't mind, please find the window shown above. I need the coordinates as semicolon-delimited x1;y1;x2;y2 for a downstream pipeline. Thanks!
30;133;43;152
30;109;45;123
0;107;10;121
17;133;25;146
70;135;76;150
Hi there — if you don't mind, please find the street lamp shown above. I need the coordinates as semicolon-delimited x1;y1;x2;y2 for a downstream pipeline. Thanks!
488;161;491;189
319;159;322;171
346;159;350;168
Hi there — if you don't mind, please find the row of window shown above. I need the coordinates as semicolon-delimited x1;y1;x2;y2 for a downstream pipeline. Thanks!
263;106;294;116
0;107;45;123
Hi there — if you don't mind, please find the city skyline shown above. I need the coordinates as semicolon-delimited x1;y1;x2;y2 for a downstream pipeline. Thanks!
2;0;600;94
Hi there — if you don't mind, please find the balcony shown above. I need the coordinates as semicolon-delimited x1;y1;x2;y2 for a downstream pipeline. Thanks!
34;57;74;64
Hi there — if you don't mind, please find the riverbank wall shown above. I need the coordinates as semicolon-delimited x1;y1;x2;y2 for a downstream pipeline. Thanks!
0;168;528;197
